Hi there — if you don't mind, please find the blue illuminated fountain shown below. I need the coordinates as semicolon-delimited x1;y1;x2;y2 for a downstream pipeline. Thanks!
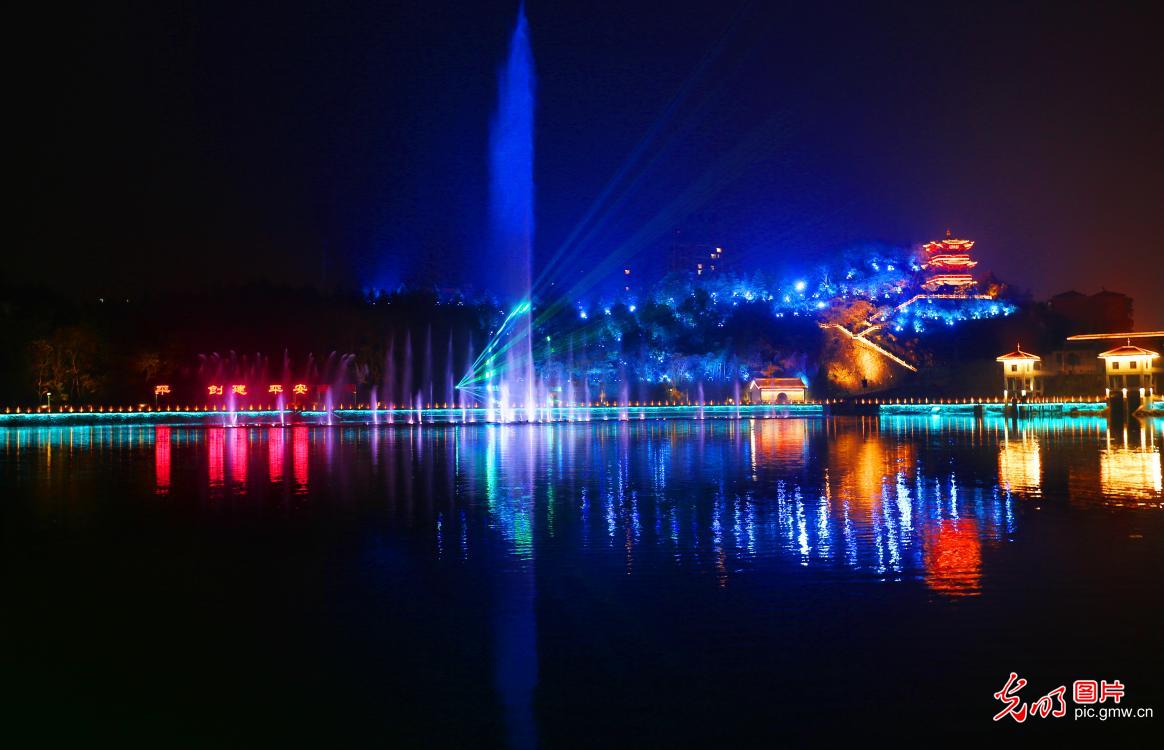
459;3;539;421
490;5;535;310
0;12;1026;429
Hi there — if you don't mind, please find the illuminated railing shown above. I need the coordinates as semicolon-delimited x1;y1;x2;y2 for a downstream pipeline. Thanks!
5;388;1144;429
819;322;919;372
0;402;828;425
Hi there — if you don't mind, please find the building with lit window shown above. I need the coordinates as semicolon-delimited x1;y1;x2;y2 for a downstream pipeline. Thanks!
694;247;725;276
921;229;977;292
1098;341;1158;397
996;345;1043;398
1005;330;1164;398
707;247;723;273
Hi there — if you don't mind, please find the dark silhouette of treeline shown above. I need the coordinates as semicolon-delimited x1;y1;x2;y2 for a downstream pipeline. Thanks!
0;283;495;406
0;276;1086;407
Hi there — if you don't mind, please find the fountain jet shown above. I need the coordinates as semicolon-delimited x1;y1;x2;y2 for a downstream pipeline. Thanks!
462;4;536;422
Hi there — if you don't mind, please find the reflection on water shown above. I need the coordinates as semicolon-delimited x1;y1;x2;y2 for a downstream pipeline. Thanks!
293;425;309;494
208;427;224;492
5;417;1159;586
923;519;982;597
267;427;283;484
999;427;1041;496
155;426;171;495
229;428;248;491
1101;424;1162;502
2;415;1162;744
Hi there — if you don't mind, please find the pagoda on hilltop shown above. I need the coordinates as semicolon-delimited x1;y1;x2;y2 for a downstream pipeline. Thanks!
921;229;978;292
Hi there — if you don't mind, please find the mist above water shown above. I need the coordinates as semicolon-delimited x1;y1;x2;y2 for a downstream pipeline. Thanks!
478;5;538;419
489;4;535;302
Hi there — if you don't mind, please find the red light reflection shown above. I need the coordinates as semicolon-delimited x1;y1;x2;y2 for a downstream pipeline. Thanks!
208;427;225;491
292;425;309;493
924;518;982;597
229;428;248;490
155;426;171;494
268;427;284;483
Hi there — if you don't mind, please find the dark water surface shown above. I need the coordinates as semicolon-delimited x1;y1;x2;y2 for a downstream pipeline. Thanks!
3;416;1162;746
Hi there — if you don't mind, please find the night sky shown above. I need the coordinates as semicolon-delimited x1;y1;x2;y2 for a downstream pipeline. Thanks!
15;1;1163;325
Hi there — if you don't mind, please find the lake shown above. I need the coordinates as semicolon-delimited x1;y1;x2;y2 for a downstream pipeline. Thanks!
3;416;1161;745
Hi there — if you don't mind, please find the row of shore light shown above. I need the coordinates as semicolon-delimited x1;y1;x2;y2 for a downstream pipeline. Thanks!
7;400;781;414
3;395;1111;415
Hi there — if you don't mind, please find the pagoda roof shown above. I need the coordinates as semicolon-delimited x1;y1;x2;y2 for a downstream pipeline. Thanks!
996;346;1041;362
1098;344;1159;359
923;256;977;267
922;275;976;290
750;377;805;389
923;228;975;253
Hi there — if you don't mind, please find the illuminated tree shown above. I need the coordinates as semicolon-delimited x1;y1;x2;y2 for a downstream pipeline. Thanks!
134;351;163;384
27;327;103;403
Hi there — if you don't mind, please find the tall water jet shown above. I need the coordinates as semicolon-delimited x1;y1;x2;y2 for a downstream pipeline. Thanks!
423;324;433;407
279;349;290;426
403;332;413;421
384;337;396;424
445;331;455;408
463;336;474;422
489;4;536;423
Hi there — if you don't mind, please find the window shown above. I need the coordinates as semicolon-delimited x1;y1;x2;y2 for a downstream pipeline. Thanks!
1112;362;1120;370
1011;364;1018;372
1129;361;1137;369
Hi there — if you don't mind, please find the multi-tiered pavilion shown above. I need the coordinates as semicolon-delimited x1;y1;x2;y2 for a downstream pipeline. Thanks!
922;229;978;292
